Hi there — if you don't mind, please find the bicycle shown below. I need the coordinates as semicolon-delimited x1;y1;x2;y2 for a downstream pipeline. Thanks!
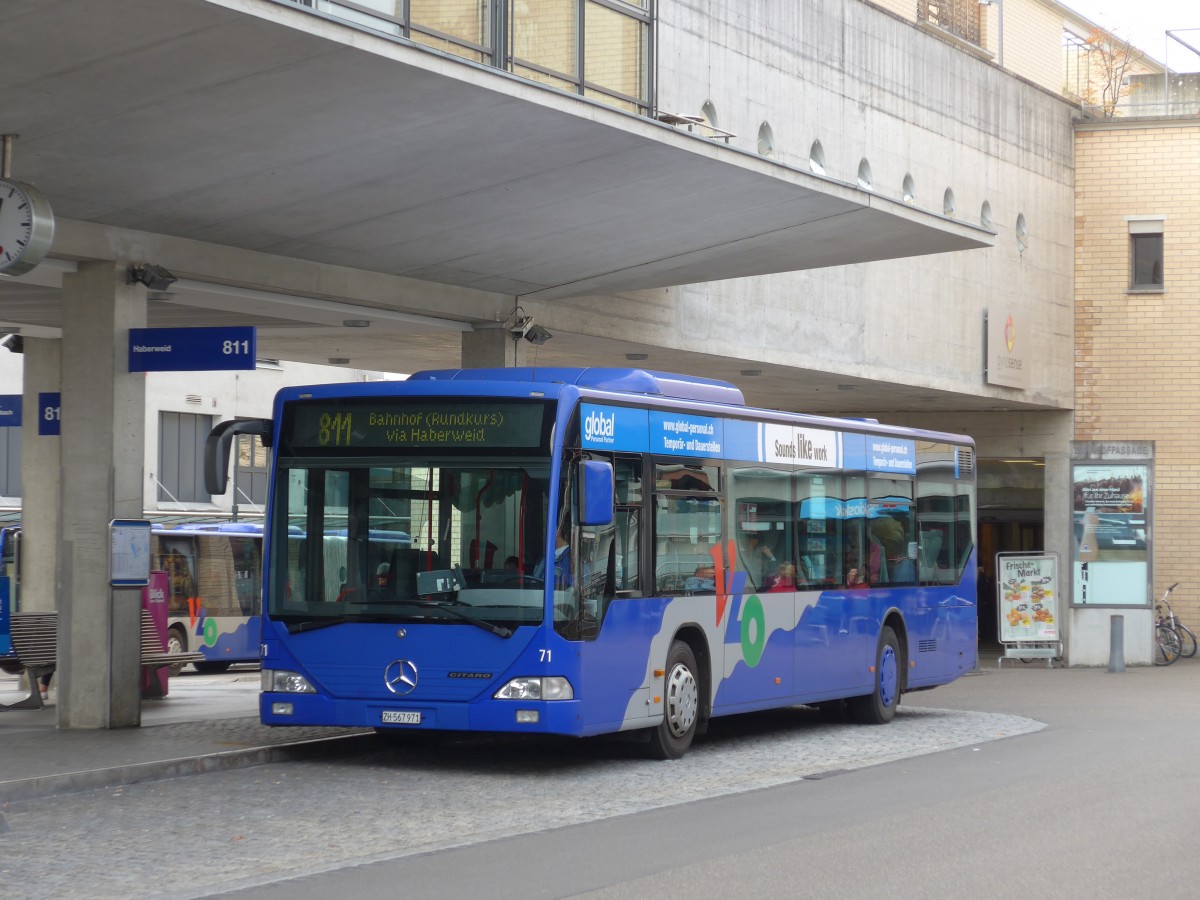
1157;583;1197;659
1155;584;1184;665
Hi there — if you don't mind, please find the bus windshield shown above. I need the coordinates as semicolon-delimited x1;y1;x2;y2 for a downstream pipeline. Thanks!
271;459;553;632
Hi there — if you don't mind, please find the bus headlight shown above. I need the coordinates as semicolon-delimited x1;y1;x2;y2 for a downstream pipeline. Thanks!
494;676;574;701
262;669;316;694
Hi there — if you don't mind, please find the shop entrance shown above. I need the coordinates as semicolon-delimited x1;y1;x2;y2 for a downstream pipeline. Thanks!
976;459;1046;645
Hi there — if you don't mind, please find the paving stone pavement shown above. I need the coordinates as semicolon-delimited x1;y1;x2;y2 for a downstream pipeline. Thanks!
0;670;370;803
0;698;1044;900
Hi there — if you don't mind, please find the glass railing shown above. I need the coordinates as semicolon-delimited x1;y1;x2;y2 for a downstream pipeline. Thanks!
287;0;652;115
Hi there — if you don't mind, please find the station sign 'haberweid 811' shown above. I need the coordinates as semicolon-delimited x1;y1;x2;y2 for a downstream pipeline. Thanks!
128;326;256;372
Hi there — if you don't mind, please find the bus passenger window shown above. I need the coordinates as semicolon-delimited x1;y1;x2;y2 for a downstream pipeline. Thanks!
654;464;721;596
795;471;840;587
869;477;915;585
730;466;791;592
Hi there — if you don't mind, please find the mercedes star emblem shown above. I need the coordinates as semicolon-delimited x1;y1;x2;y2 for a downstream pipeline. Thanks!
384;659;419;695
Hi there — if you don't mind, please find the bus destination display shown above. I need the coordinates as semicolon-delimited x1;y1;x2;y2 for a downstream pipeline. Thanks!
286;400;548;451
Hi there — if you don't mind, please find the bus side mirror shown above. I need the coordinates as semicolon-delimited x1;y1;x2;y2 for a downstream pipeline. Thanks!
579;461;614;527
204;418;273;496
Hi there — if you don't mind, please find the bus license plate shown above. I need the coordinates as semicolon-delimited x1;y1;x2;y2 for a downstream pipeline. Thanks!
381;710;422;725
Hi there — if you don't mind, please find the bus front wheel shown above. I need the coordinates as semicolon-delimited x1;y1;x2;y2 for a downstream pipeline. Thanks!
848;625;901;725
646;640;700;760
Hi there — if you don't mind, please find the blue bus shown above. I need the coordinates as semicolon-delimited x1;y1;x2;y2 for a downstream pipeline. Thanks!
152;523;265;673
0;525;20;671
206;368;977;758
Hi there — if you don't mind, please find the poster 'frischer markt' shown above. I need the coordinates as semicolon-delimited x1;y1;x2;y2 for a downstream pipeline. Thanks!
997;554;1058;644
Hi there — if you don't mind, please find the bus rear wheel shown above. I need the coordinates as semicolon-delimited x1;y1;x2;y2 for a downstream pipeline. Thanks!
166;626;188;676
848;626;901;725
646;640;700;760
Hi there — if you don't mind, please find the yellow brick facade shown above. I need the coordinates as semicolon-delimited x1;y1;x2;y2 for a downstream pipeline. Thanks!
999;0;1068;93
1075;123;1200;627
869;0;1163;103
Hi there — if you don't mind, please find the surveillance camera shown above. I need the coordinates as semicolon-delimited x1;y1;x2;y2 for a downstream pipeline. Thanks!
523;324;553;346
510;316;533;340
127;264;178;292
0;334;23;354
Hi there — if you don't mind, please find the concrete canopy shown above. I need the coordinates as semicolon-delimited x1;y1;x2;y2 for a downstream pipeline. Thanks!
0;0;988;306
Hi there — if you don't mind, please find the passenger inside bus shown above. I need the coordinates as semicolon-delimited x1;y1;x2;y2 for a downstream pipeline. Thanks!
684;562;717;593
843;529;877;587
765;561;798;592
739;531;777;589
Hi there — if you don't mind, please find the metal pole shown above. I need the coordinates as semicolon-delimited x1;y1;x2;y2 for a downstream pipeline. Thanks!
1107;615;1125;673
998;0;1004;69
1;134;15;179
231;435;239;522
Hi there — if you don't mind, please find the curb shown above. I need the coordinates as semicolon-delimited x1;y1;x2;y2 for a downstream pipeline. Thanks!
0;732;377;804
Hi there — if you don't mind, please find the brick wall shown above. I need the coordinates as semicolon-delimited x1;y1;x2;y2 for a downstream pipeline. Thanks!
1075;123;1200;626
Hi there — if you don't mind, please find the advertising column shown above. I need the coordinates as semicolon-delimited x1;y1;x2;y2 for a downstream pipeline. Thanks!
1071;463;1149;606
1068;441;1154;666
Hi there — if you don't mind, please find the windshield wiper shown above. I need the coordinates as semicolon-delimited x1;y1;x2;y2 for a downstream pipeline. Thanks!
287;615;354;634
428;602;512;638
285;614;395;634
284;602;511;638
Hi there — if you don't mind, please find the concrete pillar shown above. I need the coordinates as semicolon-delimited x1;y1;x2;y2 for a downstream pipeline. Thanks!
57;261;147;729
461;327;525;368
1042;442;1073;663
19;337;62;614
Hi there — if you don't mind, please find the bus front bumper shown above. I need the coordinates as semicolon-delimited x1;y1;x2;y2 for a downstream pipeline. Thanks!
260;692;585;735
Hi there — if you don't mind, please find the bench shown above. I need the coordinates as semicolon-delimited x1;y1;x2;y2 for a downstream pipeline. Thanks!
1;610;205;711
2;612;57;710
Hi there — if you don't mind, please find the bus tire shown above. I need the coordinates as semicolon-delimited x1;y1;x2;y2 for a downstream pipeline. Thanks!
166;626;188;676
646;640;700;760
193;661;232;674
848;625;901;725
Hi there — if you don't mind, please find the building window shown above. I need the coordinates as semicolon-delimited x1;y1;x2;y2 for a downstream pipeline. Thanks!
511;0;652;114
0;426;20;497
1129;219;1164;290
234;432;270;509
917;0;982;47
158;411;212;504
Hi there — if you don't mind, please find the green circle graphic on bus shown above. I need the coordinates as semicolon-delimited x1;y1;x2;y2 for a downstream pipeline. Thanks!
203;617;219;646
740;595;765;668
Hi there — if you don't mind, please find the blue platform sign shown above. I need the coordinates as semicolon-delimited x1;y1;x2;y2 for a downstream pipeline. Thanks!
0;395;21;427
37;392;60;435
129;326;256;372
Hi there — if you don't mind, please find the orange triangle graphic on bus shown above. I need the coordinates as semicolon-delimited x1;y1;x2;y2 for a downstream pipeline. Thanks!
712;541;734;626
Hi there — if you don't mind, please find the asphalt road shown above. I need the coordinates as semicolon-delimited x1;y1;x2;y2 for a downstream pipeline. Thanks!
3;659;1198;899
